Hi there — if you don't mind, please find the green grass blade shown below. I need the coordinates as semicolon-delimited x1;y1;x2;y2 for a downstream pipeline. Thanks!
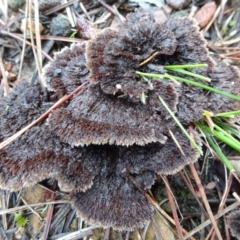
163;64;207;69
166;74;240;101
168;68;210;82
198;124;240;152
215;110;240;117
203;131;234;171
159;96;202;155
213;119;240;136
136;71;240;102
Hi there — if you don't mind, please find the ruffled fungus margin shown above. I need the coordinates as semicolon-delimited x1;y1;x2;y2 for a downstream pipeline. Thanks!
0;10;240;230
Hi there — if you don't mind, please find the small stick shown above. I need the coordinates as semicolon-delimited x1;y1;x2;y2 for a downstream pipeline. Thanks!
189;164;223;240
184;200;240;239
17;1;29;82
40;185;56;240
0;200;69;215
139;52;159;67
163;176;184;240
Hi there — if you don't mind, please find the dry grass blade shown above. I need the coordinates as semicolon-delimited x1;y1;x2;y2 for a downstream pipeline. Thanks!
55;226;96;240
28;0;42;76
43;0;79;16
129;174;194;239
180;170;207;214
1;30;85;43
17;1;29;82
40;189;55;240
21;197;43;220
0;190;7;229
203;5;221;34
189;164;223;240
0;82;88;150
0;200;69;215
34;0;43;70
169;129;185;156
206;173;233;240
0;52;10;95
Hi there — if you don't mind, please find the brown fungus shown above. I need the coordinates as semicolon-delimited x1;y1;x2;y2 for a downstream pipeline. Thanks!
0;83;96;192
0;83;201;230
162;17;214;74
42;42;88;95
71;128;200;230
227;209;240;240
0;82;49;140
48;83;177;147
207;59;240;115
86;19;177;100
2;10;240;232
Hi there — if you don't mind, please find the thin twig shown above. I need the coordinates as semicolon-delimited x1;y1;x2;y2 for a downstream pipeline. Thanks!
40;187;56;240
34;0;43;69
28;0;42;76
163;176;184;240
0;201;69;215
189;164;223;240
17;1;28;82
184;200;240;239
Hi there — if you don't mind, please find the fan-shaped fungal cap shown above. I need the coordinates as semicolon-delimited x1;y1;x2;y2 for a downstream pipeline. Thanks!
227;209;240;240
0;82;48;140
119;128;201;176
207;59;240;115
86;18;177;100
71;128;200;230
0;83;95;192
153;128;201;174
176;84;208;123
72;145;154;230
163;17;214;75
48;83;177;147
42;42;88;95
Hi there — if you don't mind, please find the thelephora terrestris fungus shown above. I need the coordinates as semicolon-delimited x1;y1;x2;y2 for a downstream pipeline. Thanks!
48;83;178;147
227;209;240;240
1;9;240;231
208;59;240;117
0;83;97;192
86;21;177;101
0;82;200;229
71;129;201;230
42;42;88;95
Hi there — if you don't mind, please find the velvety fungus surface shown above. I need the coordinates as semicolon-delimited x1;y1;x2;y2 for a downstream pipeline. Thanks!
0;10;240;230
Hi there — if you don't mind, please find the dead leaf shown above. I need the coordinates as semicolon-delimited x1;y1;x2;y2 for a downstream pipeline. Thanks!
194;2;217;28
205;181;217;190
